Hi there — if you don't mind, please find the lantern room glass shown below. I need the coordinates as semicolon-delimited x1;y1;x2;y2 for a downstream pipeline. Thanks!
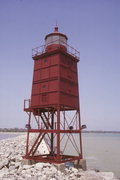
45;34;67;47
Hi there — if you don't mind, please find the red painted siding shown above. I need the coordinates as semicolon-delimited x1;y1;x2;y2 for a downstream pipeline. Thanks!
31;51;79;109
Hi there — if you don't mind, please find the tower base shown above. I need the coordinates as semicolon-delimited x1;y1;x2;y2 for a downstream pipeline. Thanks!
74;159;87;171
23;154;82;164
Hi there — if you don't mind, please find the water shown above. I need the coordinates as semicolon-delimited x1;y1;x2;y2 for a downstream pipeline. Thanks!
82;133;120;178
0;133;21;140
0;132;120;178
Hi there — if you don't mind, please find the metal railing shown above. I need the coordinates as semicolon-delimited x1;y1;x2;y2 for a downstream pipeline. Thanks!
32;39;80;60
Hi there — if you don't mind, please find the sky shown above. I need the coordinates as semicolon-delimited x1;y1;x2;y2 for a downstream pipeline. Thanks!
0;0;120;130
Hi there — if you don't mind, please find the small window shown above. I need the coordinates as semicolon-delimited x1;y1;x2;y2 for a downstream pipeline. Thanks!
43;84;46;88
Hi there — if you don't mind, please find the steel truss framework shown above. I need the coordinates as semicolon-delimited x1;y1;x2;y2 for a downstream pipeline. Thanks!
24;101;83;163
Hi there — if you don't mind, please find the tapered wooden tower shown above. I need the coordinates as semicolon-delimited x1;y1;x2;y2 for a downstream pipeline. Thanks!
24;27;84;163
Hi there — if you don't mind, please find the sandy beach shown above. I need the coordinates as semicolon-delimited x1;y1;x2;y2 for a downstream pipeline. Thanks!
0;134;118;180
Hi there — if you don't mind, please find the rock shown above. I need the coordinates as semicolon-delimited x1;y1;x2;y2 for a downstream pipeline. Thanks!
4;152;11;158
70;167;78;173
50;166;57;174
9;165;15;171
17;156;22;162
39;174;47;180
0;173;5;178
35;162;44;170
0;158;9;169
22;164;31;169
15;162;21;168
0;134;118;180
26;176;38;180
98;172;116;180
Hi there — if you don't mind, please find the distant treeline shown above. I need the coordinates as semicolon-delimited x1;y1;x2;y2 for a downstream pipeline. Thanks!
0;128;27;132
0;128;120;133
83;130;120;133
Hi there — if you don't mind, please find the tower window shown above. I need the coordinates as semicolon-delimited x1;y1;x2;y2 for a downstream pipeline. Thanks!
43;84;46;88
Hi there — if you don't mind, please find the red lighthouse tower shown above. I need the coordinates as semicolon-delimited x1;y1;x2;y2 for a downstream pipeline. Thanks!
24;27;84;164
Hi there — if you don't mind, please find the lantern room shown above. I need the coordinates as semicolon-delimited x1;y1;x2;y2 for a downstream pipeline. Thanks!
45;27;68;52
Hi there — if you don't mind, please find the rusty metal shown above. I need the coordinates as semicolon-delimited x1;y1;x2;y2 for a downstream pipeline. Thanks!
23;27;83;163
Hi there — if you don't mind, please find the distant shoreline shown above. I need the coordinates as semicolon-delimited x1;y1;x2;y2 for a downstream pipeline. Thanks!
0;129;120;134
83;130;120;133
0;132;26;134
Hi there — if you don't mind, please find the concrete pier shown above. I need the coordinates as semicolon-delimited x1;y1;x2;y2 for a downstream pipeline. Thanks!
74;159;87;171
53;163;66;172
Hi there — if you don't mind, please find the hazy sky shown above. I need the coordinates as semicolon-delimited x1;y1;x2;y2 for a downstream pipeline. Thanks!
0;0;120;130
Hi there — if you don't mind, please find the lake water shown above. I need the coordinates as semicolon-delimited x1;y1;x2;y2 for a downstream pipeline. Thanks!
82;133;120;178
0;132;120;178
0;133;21;140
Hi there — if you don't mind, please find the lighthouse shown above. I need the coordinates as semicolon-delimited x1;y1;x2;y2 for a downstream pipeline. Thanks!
23;27;85;165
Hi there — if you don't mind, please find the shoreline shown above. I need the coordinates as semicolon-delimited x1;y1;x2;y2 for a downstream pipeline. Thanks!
0;134;119;180
83;131;120;134
0;132;26;134
0;131;120;134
